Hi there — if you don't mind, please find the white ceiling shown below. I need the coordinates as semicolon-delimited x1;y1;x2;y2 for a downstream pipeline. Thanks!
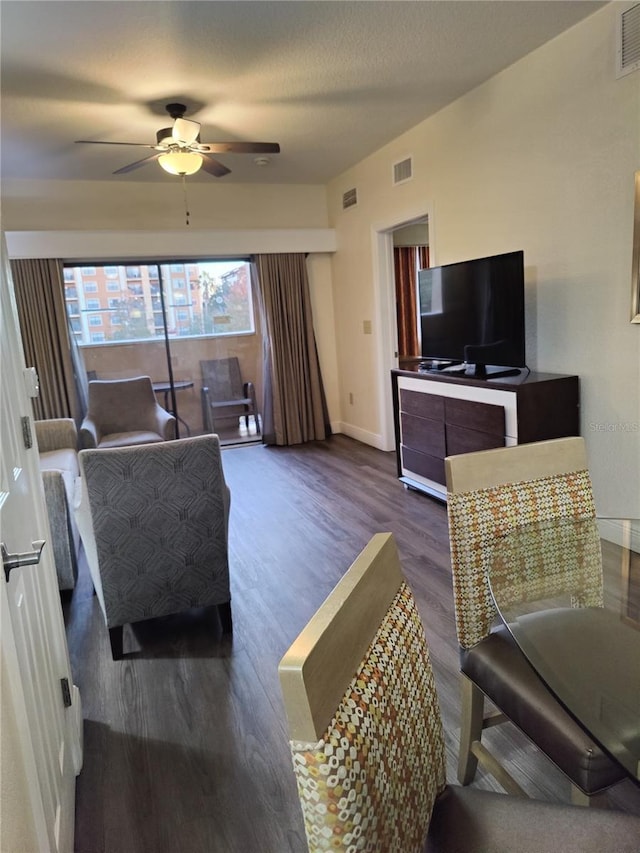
1;1;604;186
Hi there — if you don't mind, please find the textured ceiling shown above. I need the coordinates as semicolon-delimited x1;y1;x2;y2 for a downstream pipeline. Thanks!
0;1;603;185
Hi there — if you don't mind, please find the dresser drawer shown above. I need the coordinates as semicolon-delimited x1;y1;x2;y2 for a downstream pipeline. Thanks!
401;412;446;458
446;423;506;456
401;445;446;485
445;397;505;437
400;389;445;421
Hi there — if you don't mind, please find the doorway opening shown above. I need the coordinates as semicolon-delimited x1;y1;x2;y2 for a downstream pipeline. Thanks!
372;212;430;451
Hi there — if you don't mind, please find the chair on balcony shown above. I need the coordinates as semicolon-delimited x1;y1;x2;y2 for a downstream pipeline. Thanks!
79;376;176;449
279;533;640;853
75;434;232;660
200;357;260;436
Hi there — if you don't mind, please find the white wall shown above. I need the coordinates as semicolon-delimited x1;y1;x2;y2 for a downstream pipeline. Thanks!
327;3;640;515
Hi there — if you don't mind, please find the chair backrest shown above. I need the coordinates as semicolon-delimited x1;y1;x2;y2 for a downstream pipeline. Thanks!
87;376;161;434
445;437;598;649
76;434;231;628
200;358;243;402
279;533;446;853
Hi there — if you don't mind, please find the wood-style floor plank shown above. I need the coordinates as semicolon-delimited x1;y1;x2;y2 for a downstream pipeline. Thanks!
65;435;640;853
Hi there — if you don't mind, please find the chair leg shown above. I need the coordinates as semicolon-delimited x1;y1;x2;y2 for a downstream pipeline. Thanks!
218;601;233;634
458;674;484;785
109;626;124;661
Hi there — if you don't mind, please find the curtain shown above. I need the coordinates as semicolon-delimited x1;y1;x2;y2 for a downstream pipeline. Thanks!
394;245;429;359
253;253;330;446
10;258;84;422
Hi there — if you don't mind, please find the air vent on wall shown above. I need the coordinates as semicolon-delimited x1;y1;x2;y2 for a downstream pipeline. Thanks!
617;3;640;78
393;157;413;185
342;187;358;210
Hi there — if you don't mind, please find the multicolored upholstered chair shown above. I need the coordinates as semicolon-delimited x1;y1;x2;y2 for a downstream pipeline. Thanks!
75;434;231;660
80;376;176;449
278;533;640;853
445;437;626;806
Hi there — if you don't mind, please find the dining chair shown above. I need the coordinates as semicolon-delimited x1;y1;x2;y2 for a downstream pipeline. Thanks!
75;434;232;659
445;436;626;806
278;533;640;853
200;357;260;435
80;376;176;449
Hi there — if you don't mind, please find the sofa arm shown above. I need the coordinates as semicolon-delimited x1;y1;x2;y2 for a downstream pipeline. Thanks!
79;417;100;449
35;418;78;453
41;469;78;591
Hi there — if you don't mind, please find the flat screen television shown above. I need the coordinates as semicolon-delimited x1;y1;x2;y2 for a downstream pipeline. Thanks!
418;249;526;378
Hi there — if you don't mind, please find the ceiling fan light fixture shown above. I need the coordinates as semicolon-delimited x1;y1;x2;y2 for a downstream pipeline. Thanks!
158;151;203;176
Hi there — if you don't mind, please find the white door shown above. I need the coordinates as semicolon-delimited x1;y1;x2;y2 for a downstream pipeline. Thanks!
0;236;82;853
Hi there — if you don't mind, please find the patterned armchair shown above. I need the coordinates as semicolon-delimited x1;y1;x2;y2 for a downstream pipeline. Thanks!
80;376;176;449
445;437;625;805
278;533;640;852
75;435;231;659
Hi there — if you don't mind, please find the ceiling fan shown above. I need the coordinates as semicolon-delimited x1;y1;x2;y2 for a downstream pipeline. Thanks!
75;103;280;177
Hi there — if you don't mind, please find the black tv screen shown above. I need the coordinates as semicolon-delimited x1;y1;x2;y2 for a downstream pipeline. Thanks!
418;250;525;376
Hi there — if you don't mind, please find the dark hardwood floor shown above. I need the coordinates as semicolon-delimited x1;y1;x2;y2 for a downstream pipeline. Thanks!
65;434;640;853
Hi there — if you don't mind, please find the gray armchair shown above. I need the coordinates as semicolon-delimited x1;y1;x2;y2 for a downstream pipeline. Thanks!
35;418;80;591
75;434;232;659
80;376;176;449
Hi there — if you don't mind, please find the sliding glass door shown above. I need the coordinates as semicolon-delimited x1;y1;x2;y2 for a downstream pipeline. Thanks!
64;259;263;445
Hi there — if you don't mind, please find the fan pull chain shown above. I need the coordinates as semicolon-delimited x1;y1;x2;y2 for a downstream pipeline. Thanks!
182;175;191;226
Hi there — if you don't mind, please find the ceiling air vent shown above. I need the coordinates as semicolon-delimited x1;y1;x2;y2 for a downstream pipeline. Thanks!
393;157;413;186
342;187;358;210
617;3;640;78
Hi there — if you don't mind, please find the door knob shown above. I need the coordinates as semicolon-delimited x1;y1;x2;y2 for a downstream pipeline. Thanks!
2;539;46;582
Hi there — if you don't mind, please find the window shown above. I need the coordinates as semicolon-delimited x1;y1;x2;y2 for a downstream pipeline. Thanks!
81;266;96;276
64;259;254;345
90;333;105;343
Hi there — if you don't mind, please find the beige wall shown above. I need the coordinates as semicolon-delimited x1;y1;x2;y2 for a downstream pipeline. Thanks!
327;3;640;515
1;179;330;231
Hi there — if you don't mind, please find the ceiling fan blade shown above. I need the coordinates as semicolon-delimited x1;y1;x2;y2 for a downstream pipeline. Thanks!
173;117;200;146
201;142;281;154
76;140;155;148
200;155;231;178
113;153;161;174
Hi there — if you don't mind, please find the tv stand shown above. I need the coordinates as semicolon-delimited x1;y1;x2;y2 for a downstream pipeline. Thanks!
391;368;579;502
